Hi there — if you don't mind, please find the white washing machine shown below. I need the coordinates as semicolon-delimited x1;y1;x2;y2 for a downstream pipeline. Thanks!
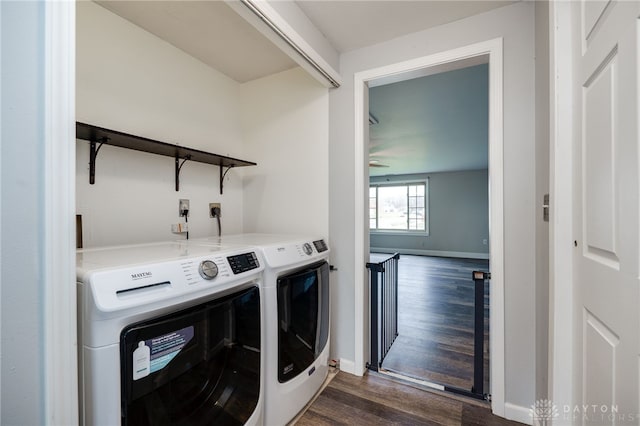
193;234;330;425
77;241;265;426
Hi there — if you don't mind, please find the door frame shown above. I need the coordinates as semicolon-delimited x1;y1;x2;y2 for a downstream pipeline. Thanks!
547;0;574;412
43;1;78;424
352;38;505;415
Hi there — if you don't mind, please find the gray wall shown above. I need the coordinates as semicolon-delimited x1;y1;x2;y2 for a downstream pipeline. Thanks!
370;170;489;257
329;1;536;415
1;2;46;424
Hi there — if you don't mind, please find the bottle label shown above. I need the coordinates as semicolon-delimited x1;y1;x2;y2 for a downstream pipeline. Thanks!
132;326;194;380
132;341;150;380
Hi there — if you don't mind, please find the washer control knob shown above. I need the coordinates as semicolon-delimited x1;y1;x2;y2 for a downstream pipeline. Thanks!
199;260;218;280
302;243;313;256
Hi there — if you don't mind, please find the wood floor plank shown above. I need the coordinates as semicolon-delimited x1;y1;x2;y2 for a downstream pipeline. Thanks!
379;255;490;391
293;408;339;426
300;372;461;425
461;404;522;426
294;372;523;426
300;391;403;425
321;387;444;425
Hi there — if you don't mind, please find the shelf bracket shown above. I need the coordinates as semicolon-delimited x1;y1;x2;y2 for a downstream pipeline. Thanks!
89;137;108;185
175;154;191;191
219;164;234;195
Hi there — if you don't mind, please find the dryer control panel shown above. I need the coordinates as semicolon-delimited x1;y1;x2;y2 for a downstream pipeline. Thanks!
313;239;328;253
261;239;330;268
227;252;260;274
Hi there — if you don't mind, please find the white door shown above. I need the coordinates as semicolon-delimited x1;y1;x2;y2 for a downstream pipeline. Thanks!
572;1;640;424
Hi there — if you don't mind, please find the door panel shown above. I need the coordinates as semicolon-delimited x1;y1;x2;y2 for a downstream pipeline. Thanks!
582;0;612;43
583;309;618;412
583;48;618;266
573;1;640;423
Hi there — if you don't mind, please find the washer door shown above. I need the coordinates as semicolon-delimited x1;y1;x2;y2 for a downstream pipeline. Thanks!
277;261;329;383
120;286;260;426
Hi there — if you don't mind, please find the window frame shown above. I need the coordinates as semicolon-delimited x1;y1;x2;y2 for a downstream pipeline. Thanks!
369;179;429;235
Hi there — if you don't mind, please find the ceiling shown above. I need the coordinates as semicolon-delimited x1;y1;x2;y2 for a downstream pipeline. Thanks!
296;0;515;53
94;0;513;81
369;64;489;177
95;1;298;83
94;1;504;177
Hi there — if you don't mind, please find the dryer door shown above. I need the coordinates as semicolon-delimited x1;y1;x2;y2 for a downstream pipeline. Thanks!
120;286;260;426
277;261;329;383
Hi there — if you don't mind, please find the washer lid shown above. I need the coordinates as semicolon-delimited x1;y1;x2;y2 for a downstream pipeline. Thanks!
77;241;232;277
193;234;330;268
195;233;309;247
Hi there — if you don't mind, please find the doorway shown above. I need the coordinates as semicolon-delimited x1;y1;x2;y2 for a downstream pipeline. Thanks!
353;38;504;413
367;61;490;397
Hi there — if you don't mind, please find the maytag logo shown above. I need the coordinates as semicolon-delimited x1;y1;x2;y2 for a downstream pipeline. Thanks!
131;271;152;280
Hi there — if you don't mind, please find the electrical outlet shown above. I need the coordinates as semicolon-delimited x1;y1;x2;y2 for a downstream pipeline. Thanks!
209;203;221;218
179;199;190;217
483;239;488;245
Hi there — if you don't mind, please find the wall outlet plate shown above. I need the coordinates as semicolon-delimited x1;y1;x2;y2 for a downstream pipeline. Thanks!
171;223;188;233
179;199;189;217
209;203;221;218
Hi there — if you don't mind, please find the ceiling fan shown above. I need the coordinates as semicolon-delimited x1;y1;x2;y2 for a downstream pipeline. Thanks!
368;159;389;168
368;113;388;167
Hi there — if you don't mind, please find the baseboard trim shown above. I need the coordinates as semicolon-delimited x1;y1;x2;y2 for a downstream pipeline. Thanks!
370;247;490;260
338;358;358;375
504;402;532;425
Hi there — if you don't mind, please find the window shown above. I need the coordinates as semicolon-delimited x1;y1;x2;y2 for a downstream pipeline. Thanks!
369;182;428;232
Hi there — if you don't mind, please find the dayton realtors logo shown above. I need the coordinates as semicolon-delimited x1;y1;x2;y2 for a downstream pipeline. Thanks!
530;399;559;426
530;400;635;425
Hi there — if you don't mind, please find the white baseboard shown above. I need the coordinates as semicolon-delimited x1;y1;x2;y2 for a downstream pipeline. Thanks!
338;358;358;375
504;402;532;425
370;247;490;260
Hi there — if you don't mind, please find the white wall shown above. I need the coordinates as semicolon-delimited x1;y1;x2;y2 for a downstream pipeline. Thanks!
329;1;536;416
1;1;46;424
76;2;245;247
76;2;330;247
240;67;329;237
370;170;489;258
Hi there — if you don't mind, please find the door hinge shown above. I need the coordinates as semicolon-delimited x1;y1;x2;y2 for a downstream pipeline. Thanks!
543;193;550;222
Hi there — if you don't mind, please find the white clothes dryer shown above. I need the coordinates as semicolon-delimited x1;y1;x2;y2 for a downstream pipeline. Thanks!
77;241;265;426
193;234;330;425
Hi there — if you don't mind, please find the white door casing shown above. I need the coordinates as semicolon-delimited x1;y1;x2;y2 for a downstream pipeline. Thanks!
571;1;640;424
44;1;78;424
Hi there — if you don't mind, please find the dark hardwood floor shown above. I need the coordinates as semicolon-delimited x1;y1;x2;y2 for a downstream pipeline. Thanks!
376;255;490;392
294;371;521;425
